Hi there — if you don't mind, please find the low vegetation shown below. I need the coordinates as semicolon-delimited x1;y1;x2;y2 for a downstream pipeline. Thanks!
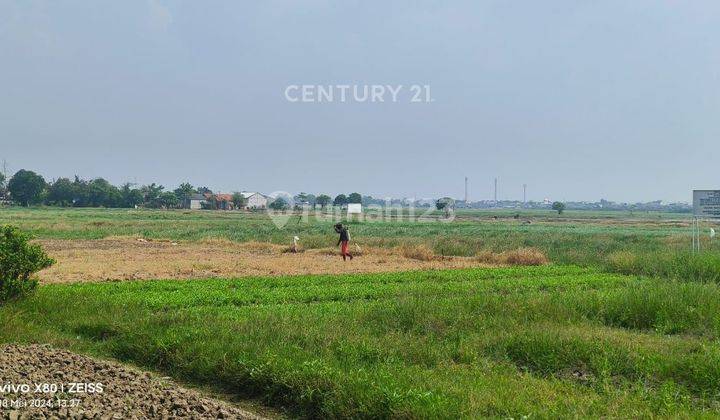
4;207;717;281
475;247;548;266
2;208;720;417
3;266;720;417
606;250;720;283
0;225;54;303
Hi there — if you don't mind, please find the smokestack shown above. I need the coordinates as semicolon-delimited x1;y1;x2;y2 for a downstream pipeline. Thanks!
494;177;498;204
464;176;468;205
523;184;527;205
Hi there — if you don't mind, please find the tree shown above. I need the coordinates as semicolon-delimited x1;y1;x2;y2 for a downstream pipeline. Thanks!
142;183;165;208
120;183;144;208
196;186;213;195
305;193;316;207
362;195;377;206
202;195;218;210
231;192;247;209
8;170;46;206
174;182;195;201
0;171;5;196
294;192;316;209
316;194;331;208
552;201;566;215
435;197;455;211
333;194;348;207
71;176;90;206
295;192;308;203
348;192;362;204
0;226;54;302
157;191;179;209
87;178;121;207
269;197;289;210
46;178;75;206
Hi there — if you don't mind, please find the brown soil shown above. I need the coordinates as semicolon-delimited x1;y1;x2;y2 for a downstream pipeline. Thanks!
35;238;494;284
0;344;264;419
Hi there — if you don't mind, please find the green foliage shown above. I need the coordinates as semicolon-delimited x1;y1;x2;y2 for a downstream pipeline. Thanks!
157;191;179;209
202;195;218;210
436;197;454;210
552;201;566;214
606;250;720;283
348;192;362;204
85;178;121;207
294;192;316;207
2;266;720;417
231;192;247;209
142;183;165;208
120;183;144;208
0;226;54;303
333;194;347;206
173;182;196;201
46;177;75;206
269;197;289;210
316;194;331;208
8;169;46;206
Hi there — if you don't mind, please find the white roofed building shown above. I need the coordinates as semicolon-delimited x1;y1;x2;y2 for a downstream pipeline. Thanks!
241;192;268;209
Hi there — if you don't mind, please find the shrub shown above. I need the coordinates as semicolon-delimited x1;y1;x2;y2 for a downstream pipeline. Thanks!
0;225;54;303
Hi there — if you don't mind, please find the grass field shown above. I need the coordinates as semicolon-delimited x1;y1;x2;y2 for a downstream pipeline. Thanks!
2;207;719;280
0;207;714;259
3;207;720;418
3;266;720;417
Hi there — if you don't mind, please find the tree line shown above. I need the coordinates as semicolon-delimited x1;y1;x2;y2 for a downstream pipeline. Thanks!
0;169;373;210
0;169;217;208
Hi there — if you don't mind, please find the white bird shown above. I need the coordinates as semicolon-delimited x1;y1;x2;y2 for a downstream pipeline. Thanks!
291;236;300;253
711;228;716;238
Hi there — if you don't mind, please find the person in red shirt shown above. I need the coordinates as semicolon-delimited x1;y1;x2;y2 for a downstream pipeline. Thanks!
334;223;353;261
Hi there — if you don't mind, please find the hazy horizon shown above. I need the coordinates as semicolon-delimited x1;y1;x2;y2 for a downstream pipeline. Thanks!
2;1;719;203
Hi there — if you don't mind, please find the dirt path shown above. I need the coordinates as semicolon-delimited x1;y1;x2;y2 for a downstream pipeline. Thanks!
36;238;492;283
0;344;265;419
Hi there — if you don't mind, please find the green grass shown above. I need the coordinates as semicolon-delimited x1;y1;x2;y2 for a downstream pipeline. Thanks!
5;206;720;282
4;207;720;416
1;207;714;264
3;266;720;418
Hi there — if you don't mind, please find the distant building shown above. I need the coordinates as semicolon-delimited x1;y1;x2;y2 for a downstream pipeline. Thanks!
347;203;362;214
182;193;206;210
241;192;268;209
213;193;235;210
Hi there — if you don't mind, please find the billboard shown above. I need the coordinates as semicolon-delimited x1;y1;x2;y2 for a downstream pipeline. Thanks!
693;190;720;218
347;203;362;214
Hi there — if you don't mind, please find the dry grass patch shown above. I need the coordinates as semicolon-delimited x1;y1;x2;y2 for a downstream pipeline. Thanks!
503;248;549;266
399;244;435;261
237;241;283;254
35;239;498;283
476;248;548;266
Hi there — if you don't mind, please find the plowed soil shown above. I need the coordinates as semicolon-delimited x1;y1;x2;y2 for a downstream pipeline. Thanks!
0;344;264;419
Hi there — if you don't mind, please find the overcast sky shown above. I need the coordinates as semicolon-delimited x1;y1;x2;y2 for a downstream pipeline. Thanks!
1;1;718;203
